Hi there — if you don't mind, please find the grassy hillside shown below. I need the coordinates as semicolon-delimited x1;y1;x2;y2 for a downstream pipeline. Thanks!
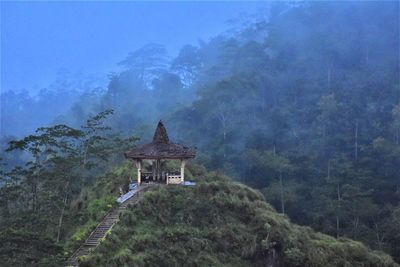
78;166;398;267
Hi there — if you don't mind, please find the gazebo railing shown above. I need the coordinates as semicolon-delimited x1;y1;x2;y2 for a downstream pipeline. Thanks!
167;174;182;184
140;171;182;184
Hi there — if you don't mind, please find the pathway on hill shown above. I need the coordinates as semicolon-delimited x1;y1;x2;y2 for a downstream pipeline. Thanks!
66;184;155;267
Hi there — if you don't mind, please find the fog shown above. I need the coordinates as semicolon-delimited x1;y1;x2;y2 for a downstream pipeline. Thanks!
2;1;264;91
1;1;265;138
1;1;400;263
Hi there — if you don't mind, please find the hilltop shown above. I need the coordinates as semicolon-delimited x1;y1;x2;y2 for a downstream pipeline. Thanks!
77;165;398;267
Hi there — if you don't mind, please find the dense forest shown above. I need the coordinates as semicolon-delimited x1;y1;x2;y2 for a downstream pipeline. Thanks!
1;1;399;266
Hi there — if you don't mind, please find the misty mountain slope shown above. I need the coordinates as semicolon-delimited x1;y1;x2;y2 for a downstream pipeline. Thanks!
1;1;399;266
78;171;398;267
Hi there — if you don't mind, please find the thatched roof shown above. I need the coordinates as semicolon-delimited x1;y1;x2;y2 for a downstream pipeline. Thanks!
124;121;196;160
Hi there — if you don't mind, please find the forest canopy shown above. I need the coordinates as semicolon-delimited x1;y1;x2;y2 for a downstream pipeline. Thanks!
1;1;399;265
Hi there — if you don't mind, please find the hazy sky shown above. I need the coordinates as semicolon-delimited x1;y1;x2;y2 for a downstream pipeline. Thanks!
1;1;263;94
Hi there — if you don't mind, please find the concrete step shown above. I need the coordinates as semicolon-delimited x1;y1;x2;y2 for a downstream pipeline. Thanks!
92;229;110;233
66;185;156;266
89;232;107;236
85;241;100;246
94;227;110;231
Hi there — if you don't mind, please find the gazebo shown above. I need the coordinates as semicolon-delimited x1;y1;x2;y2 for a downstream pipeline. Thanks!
124;121;196;185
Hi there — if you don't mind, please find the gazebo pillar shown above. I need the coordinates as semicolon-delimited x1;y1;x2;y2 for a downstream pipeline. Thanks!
134;160;142;184
152;161;156;181
156;159;161;181
180;159;187;183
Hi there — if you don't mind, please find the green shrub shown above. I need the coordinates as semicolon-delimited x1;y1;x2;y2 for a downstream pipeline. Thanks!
87;195;117;220
284;247;305;266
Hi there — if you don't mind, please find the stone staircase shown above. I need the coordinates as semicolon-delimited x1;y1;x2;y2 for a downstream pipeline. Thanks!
66;185;154;267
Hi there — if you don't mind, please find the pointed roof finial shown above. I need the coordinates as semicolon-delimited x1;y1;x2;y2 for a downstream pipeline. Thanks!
153;120;169;143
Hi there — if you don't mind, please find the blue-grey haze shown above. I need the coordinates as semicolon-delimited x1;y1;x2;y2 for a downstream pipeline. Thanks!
1;1;262;94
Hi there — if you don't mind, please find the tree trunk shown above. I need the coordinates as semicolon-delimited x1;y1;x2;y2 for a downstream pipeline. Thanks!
217;104;228;159
352;216;359;239
374;222;385;250
279;173;285;214
56;193;68;243
336;183;341;238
